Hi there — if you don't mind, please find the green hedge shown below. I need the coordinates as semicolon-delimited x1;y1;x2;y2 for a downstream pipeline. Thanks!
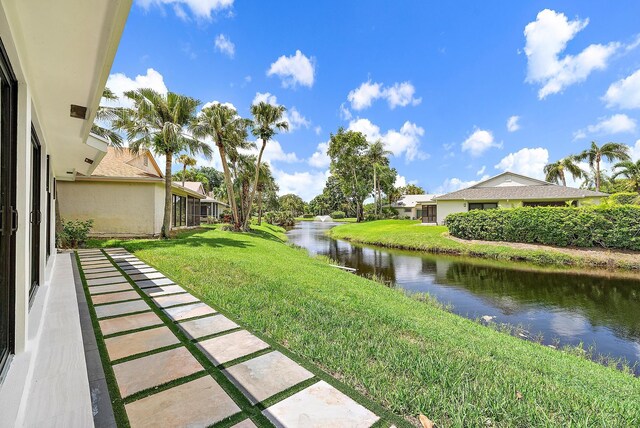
331;211;346;219
607;192;640;205
446;206;640;250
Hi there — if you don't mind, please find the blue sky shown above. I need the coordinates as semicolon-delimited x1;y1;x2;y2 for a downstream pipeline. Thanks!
107;1;640;200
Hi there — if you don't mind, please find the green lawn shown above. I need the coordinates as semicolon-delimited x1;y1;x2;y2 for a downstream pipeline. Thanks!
88;225;640;427
328;219;640;270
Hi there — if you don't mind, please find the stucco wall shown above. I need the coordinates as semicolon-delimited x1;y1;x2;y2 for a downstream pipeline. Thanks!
58;180;160;236
397;207;417;219
436;200;467;224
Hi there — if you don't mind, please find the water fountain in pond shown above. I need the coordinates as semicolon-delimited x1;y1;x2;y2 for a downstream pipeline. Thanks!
315;215;333;222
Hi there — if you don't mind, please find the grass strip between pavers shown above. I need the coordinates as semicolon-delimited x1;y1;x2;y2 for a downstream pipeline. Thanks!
78;248;407;428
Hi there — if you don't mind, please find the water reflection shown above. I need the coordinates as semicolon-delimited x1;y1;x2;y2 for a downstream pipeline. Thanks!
287;221;640;370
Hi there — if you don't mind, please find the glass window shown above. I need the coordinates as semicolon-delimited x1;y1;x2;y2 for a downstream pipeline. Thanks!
469;202;498;211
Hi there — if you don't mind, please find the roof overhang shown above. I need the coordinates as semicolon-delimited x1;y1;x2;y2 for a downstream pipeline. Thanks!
0;0;131;180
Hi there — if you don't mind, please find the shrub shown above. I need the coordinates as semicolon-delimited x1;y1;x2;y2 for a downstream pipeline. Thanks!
302;213;314;218
264;211;295;227
446;206;640;250
607;192;640;206
58;219;94;248
331;211;346;219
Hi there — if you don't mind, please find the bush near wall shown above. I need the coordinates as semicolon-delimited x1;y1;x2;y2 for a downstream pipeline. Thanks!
446;206;640;250
607;192;640;206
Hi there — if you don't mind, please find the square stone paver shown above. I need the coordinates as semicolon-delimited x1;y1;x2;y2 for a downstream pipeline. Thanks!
223;351;314;404
99;311;164;336
178;315;238;340
123;267;157;274
125;376;240;428
262;381;379;428
80;257;108;263
85;271;124;280
87;276;127;287
105;326;179;360
89;283;133;295
128;272;166;281
198;330;269;366
95;300;149;319
83;266;119;274
151;293;199;308
164;303;216;322
231;420;257;428
223;351;313;404
92;291;140;305
136;278;175;288
141;285;185;298
81;262;114;269
113;347;204;398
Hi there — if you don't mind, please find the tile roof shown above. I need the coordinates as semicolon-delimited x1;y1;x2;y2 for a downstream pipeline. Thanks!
435;185;607;201
88;148;162;179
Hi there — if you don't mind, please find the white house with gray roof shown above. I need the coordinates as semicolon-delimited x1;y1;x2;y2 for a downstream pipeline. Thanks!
430;172;607;224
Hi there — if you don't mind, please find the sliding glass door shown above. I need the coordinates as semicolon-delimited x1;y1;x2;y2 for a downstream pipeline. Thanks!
0;37;17;382
29;128;41;303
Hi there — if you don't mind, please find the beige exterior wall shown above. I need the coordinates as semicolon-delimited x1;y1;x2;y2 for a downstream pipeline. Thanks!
58;180;161;236
397;207;417;219
436;200;467;224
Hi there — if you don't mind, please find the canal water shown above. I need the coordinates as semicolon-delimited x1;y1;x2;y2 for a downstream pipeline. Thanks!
287;221;640;372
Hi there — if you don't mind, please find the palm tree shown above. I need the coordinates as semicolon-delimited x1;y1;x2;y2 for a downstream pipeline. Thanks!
114;88;211;239
367;140;391;215
575;141;630;192
190;103;251;229
543;156;584;186
91;87;123;147
176;154;197;186
245;102;288;230
612;159;640;193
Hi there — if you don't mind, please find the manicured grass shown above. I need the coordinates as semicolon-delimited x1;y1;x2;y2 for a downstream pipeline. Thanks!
328;219;640;270
294;216;358;223
88;225;640;427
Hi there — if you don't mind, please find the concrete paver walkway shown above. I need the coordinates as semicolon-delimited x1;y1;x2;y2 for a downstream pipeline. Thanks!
76;248;382;427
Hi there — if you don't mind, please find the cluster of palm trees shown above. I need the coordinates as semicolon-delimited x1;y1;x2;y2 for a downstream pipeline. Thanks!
97;88;288;238
544;141;639;193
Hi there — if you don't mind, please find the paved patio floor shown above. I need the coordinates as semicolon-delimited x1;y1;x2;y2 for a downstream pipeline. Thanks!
76;248;383;428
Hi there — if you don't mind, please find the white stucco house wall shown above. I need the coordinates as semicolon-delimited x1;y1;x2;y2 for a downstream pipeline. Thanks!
391;194;440;221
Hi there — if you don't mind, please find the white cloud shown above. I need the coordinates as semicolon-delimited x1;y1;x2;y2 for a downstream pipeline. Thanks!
267;50;315;88
201;100;236;112
436;175;490;193
137;0;234;19
507;115;520;132
308;141;330;168
461;129;501;157
314;126;322;136
251;92;309;131
339;103;352;120
252;91;278;106
524;9;620;99
241;140;300;164
272;168;329;201
573;114;637;139
105;68;168;108
214;34;235;58
348;118;428;162
346;80;421;110
477;165;486;175
494;147;549;179
394;175;407;188
603;69;640;109
631;140;640;161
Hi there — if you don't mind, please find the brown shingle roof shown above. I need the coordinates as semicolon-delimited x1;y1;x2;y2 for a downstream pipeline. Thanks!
88;148;162;179
435;185;607;201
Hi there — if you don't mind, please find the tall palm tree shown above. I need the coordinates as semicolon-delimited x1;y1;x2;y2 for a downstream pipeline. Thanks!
367;140;391;215
543;156;584;186
190;103;251;229
575;141;630;192
176;154;197;186
91;87;123;147
245;102;288;230
114;88;211;239
612;159;640;193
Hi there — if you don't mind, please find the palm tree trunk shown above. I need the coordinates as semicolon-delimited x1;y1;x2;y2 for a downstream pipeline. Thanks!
243;141;266;231
182;164;186;187
596;157;601;192
257;190;263;225
162;152;173;239
373;167;378;216
561;171;566;187
218;143;239;228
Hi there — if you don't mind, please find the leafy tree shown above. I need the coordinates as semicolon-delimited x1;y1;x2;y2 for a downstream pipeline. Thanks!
612;159;640;193
190;103;251;229
114;88;211;238
543;156;584;186
398;184;425;195
379;166;399;205
198;167;224;192
246;102;288;230
173;170;210;189
175;154;197;186
328;128;373;222
279;194;306;217
367;140;391;215
576;141;630;192
91;87;123;147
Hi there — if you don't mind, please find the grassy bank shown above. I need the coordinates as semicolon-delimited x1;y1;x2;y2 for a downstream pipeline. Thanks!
328;219;640;270
88;225;640;427
294;216;358;222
